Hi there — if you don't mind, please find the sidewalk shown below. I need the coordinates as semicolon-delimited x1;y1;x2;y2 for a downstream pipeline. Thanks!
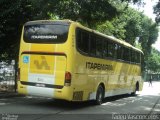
151;97;160;114
0;91;23;98
139;81;160;114
139;81;160;96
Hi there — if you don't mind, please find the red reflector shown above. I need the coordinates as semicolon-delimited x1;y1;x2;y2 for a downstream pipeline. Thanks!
65;72;71;86
65;72;71;82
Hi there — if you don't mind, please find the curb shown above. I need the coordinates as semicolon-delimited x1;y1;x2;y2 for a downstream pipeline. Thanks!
151;97;160;114
0;92;24;98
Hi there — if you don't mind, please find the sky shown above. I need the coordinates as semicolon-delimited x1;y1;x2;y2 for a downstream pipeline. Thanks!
142;0;157;21
132;0;160;51
143;0;160;51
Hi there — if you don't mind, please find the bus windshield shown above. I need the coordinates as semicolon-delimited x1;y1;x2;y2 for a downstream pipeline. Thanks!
23;24;69;43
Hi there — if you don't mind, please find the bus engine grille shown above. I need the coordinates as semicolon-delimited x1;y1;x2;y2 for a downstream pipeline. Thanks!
73;91;83;101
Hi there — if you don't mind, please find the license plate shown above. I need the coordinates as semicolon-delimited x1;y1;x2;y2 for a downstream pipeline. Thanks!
36;83;46;87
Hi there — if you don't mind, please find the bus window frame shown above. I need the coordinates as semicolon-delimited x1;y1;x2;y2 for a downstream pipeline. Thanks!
75;27;142;66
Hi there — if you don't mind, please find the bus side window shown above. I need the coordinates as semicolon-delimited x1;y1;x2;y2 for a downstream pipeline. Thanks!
114;43;118;59
137;52;140;64
103;40;108;58
90;35;96;56
117;45;123;60
141;53;143;64
77;29;89;54
123;47;130;62
108;42;114;58
131;50;135;63
134;51;138;63
96;37;103;58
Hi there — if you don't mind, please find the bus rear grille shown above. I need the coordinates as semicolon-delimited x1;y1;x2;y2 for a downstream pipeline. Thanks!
73;91;83;101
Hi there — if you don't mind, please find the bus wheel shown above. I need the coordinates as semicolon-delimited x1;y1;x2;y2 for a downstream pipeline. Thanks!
95;85;104;105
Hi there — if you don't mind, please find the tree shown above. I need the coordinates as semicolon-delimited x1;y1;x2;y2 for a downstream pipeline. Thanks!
95;4;158;52
47;0;119;27
95;3;159;71
48;0;143;27
139;16;159;60
154;1;160;23
0;0;34;61
147;48;160;73
0;0;143;62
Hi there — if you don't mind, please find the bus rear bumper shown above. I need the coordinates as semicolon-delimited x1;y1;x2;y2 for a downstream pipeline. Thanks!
17;81;73;101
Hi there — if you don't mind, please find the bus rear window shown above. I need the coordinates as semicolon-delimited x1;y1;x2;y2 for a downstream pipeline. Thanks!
23;24;69;43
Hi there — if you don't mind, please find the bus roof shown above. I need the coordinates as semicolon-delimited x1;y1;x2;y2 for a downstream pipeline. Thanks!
71;21;143;54
24;19;143;54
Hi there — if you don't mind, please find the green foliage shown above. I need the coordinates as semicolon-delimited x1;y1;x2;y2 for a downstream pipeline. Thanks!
96;4;158;54
154;1;160;23
96;18;126;39
121;0;142;4
48;0;119;27
139;17;159;60
95;2;159;71
95;2;128;39
0;0;34;61
0;0;141;61
0;0;159;73
48;13;59;20
147;48;160;73
123;8;142;45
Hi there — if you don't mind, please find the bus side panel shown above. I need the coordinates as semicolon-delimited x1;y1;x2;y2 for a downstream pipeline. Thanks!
72;51;142;101
73;53;121;101
18;39;30;95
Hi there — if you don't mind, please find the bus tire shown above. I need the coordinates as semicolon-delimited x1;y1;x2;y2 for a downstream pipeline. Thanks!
95;85;104;105
131;82;139;96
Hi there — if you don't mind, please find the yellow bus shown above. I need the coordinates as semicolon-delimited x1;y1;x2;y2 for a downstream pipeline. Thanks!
18;20;143;105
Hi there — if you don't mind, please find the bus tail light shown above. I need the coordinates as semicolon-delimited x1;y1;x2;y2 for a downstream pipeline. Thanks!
64;71;71;86
17;68;20;81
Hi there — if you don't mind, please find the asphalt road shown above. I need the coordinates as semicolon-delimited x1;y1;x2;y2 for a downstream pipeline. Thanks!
0;82;160;120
